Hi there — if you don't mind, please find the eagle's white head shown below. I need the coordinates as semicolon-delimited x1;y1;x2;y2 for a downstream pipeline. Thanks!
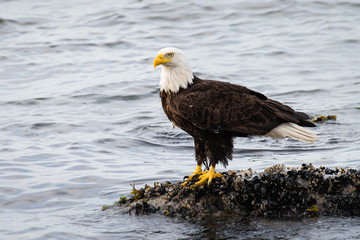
154;47;194;93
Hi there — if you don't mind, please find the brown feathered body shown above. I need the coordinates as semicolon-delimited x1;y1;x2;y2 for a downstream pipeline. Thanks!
160;75;315;168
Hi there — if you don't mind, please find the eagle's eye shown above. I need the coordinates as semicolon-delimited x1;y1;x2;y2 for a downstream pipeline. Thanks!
166;52;174;58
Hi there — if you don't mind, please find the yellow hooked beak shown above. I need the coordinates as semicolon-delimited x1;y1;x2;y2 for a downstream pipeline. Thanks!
153;54;172;69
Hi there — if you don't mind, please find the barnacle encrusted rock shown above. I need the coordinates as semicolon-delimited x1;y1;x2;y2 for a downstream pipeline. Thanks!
112;164;360;218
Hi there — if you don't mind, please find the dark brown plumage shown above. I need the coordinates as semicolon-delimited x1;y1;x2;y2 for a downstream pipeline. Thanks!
160;76;315;168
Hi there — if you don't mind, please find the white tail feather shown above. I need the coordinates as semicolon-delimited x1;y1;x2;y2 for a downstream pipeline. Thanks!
265;122;318;142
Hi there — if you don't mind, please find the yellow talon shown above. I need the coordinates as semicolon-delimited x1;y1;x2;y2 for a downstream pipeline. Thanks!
182;165;222;186
307;204;319;212
195;166;222;186
181;165;202;186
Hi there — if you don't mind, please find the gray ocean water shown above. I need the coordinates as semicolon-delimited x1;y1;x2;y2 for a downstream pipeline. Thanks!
1;0;360;239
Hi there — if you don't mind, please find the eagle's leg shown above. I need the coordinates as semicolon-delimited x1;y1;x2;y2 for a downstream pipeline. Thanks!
182;138;207;186
194;135;231;186
195;165;222;186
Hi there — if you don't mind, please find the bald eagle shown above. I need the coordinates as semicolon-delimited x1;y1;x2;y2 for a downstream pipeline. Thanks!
154;47;318;186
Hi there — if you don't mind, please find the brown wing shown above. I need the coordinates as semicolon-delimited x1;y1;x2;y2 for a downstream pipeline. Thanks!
171;79;309;136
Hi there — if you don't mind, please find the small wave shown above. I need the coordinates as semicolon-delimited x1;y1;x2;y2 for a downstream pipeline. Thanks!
4;17;53;26
92;93;154;104
135;137;193;149
31;122;56;130
339;2;360;8
266;50;291;56
71;93;103;99
71;93;151;103
95;138;116;144
103;40;132;48
62;39;132;49
1;97;50;106
342;39;360;44
80;12;125;26
271;89;326;97
0;18;17;25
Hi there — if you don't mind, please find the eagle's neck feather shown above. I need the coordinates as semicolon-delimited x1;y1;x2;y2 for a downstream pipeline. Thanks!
159;64;193;93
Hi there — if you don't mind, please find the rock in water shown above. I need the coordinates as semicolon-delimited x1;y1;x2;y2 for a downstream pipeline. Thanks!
112;164;360;218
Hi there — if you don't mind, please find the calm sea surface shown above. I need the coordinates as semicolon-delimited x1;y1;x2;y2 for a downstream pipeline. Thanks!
1;0;360;239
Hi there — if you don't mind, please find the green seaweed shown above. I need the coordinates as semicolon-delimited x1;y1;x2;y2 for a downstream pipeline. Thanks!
312;115;337;123
102;205;110;211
